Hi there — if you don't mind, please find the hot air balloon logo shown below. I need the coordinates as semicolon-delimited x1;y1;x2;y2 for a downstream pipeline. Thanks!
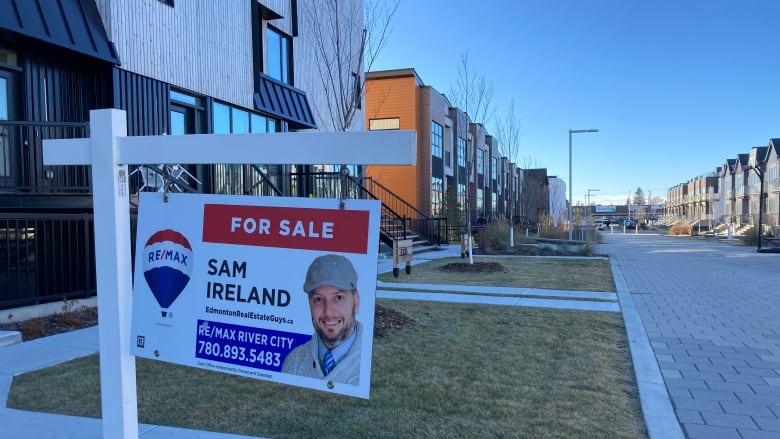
142;229;193;318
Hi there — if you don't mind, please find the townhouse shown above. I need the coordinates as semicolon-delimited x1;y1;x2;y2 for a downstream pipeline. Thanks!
1;0;364;309
364;68;548;229
665;138;780;237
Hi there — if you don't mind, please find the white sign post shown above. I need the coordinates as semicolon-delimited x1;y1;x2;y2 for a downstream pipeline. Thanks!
43;108;416;439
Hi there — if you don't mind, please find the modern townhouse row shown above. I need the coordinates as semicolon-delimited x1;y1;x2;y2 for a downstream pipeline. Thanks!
0;0;557;311
364;68;559;229
0;0;366;310
665;138;780;236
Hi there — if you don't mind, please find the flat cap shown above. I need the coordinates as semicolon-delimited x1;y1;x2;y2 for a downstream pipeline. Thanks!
303;254;358;293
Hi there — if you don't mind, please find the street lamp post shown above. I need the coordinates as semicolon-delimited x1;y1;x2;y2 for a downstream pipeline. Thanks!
568;129;599;241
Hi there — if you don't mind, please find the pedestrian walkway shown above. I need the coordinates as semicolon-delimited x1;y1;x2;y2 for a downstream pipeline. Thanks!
601;233;780;439
376;280;619;312
0;242;679;438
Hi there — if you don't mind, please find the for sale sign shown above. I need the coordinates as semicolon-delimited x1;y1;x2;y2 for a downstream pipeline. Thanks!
130;192;380;398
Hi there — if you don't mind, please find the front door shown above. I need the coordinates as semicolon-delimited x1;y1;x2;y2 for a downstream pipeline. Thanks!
0;68;20;189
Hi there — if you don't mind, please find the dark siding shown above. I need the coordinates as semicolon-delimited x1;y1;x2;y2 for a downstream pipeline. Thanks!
22;55;113;122
112;68;170;136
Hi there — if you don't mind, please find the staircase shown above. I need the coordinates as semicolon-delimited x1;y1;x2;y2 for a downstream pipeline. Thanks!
353;177;448;253
734;223;754;236
379;214;441;256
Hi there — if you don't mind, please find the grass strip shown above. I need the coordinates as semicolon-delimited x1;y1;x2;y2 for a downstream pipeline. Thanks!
379;256;616;292
377;287;618;303
8;301;645;438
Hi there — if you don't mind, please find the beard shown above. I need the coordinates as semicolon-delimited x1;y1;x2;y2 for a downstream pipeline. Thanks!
314;303;357;349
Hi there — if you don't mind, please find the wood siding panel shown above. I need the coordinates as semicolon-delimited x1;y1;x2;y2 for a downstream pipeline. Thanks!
365;74;419;208
417;87;431;215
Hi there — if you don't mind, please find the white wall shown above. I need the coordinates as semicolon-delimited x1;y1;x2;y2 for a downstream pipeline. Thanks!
548;177;567;226
96;0;365;130
98;0;262;108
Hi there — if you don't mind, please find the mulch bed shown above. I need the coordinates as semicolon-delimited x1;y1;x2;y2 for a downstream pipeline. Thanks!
475;247;586;257
2;304;415;341
439;262;507;273
374;304;416;337
0;306;99;342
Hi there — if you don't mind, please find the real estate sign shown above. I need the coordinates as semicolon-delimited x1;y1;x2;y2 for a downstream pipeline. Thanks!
130;192;380;399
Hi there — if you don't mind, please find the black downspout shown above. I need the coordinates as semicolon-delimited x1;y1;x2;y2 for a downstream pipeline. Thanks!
756;166;764;252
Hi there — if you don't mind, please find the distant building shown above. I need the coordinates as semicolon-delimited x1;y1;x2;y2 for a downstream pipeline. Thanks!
665;138;780;235
364;68;540;224
547;176;567;226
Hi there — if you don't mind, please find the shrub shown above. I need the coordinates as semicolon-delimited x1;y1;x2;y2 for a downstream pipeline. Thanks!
740;229;759;246
476;217;510;252
669;223;692;236
578;241;594;256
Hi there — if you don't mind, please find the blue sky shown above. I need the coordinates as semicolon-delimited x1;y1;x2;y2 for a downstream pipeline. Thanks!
370;0;780;206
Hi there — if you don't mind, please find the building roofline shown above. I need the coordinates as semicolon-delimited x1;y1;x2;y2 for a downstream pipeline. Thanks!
366;68;424;85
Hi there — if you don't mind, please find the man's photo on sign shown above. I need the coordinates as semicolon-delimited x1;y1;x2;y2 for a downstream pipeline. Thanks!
282;254;362;384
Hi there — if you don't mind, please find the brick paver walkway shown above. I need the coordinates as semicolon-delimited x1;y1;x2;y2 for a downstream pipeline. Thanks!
602;233;780;439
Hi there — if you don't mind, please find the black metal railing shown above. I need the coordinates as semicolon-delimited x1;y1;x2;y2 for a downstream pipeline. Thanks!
286;172;449;246
513;215;539;232
248;165;283;196
353;176;448;246
0;121;91;193
0;213;96;310
361;178;427;223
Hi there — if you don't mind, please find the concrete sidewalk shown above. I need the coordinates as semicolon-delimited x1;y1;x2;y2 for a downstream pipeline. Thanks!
0;244;676;438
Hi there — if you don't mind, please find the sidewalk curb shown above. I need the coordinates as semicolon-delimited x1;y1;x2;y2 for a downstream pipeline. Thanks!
611;258;684;439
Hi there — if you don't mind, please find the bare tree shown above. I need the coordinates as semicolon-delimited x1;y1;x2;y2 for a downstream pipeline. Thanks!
448;52;495;262
448;52;495;126
495;100;522;165
518;155;544;169
494;99;522;245
303;0;399;132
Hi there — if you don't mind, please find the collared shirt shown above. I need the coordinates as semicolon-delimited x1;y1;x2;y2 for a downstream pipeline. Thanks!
317;323;357;374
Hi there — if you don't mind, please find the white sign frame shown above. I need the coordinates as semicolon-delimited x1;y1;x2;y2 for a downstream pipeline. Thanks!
42;109;416;439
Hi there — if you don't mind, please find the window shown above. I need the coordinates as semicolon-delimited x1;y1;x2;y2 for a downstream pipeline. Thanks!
0;76;8;176
432;177;443;215
457;138;466;167
369;117;400;130
491;157;497;181
431;122;443;158
212;101;280;194
477;149;484;176
212;102;231;134
477;188;484;214
170;89;205;135
267;26;291;84
0;47;18;66
213;101;278;134
251;114;278;133
457;183;466;215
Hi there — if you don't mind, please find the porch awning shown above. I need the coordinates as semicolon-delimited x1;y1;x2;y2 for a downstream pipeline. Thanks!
254;74;317;130
0;0;119;64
